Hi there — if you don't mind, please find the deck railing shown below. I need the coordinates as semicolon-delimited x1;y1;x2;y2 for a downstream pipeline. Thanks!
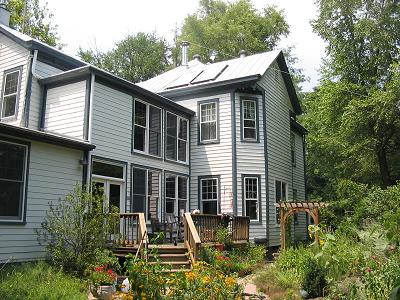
183;213;201;263
231;216;250;241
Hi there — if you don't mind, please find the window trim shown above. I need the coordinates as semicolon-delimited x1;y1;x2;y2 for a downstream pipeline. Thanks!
198;175;221;215
164;173;189;219
164;111;189;164
132;98;163;158
0;137;30;224
0;66;23;121
274;179;288;225
242;174;262;223
240;96;259;143
198;98;220;145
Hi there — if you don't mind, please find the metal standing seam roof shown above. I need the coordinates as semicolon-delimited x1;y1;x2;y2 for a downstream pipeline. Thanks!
137;50;281;93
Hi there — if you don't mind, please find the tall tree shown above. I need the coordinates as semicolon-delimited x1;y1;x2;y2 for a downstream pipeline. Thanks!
78;32;170;83
178;0;289;63
303;0;400;192
7;0;61;47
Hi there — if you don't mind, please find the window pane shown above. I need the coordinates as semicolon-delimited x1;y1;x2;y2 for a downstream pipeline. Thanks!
178;140;186;162
165;176;176;198
132;168;146;195
109;184;121;209
134;125;145;151
2;95;17;118
132;195;145;213
201;103;216;122
0;181;23;217
92;161;124;179
166;199;174;214
179;119;187;140
134;101;146;126
201;122;216;141
166;136;177;160
202;201;217;215
282;183;287;200
245;178;258;199
0;142;25;180
246;200;258;220
148;130;160;156
243;100;256;120
167;113;177;137
244;128;256;139
201;179;218;200
244;120;256;128
4;71;19;95
178;177;187;199
275;180;281;202
178;200;186;214
149;106;161;132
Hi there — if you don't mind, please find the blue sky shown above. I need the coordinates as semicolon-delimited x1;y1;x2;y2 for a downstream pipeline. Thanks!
45;0;326;91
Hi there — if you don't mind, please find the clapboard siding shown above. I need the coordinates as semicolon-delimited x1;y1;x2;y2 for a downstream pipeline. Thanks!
0;33;29;127
0;139;83;263
90;82;189;215
258;61;294;246
44;80;86;139
171;93;233;213
235;93;267;240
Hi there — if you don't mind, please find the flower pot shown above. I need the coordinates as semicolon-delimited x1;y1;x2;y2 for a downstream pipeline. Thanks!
90;285;115;300
214;243;224;251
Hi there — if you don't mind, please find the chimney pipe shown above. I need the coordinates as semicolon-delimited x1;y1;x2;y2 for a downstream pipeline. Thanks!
181;41;190;66
193;54;201;62
0;0;10;27
239;50;246;58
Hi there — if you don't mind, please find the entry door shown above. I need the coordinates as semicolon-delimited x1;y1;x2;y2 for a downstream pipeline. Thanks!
93;180;124;212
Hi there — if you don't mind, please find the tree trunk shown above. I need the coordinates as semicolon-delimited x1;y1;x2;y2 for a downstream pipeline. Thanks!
376;144;393;187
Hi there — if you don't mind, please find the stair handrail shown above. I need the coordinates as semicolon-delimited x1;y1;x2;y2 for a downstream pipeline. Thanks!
137;213;148;260
183;212;201;263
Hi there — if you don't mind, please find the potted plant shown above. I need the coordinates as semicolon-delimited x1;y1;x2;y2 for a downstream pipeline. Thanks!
215;226;232;251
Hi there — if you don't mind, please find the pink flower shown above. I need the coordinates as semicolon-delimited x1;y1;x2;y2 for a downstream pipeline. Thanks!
366;267;372;273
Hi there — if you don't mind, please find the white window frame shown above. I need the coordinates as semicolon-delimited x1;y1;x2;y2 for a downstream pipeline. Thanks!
0;139;28;223
133;99;162;157
199;102;218;143
165;112;189;163
1;68;21;120
275;179;288;225
165;174;189;217
244;176;260;222
200;177;219;214
241;99;258;141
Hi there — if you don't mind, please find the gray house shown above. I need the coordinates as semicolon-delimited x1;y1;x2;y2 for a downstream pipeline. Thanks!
0;4;306;263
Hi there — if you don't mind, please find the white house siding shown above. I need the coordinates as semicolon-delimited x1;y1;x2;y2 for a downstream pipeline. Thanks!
235;92;267;240
172;93;233;214
258;61;294;246
44;80;86;140
28;61;64;129
0;138;83;263
291;131;307;240
0;33;29;127
90;82;189;215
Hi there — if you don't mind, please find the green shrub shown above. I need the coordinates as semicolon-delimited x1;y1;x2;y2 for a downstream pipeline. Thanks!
302;259;327;298
276;245;314;283
0;262;87;300
36;185;119;275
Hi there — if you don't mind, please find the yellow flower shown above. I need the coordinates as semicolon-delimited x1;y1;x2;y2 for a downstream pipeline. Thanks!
186;271;195;281
202;276;211;284
225;277;236;287
319;239;325;247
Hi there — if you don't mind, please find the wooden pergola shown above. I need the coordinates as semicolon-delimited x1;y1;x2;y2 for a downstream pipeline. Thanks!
275;201;329;249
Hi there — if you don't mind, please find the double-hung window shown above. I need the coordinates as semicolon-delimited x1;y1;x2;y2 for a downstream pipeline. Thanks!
0;139;28;222
199;101;218;143
132;167;160;219
241;98;258;141
200;177;219;214
275;180;287;224
166;112;188;163
165;174;188;217
244;176;260;221
133;100;162;156
1;67;22;119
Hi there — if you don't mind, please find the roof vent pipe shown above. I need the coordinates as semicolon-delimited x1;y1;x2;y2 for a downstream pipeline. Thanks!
181;41;190;66
239;50;246;58
193;54;201;62
0;0;10;27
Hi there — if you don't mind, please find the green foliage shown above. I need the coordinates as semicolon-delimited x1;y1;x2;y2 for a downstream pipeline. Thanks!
78;32;169;83
86;249;120;287
215;226;232;247
179;0;289;63
302;259;327;298
7;0;61;47
36;185;119;275
0;262;87;300
276;245;314;283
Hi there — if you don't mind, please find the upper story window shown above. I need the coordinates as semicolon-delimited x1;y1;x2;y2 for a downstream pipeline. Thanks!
290;133;296;167
133;100;162;156
275;180;287;224
1;67;22;119
244;176;260;221
199;100;218;143
166;112;188;163
200;177;219;214
241;98;258;141
0;139;28;223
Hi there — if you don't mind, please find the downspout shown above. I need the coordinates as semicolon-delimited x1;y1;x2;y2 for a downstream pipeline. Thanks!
85;73;95;189
24;50;42;127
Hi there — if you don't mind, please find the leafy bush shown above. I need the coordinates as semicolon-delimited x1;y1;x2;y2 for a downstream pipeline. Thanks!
86;249;120;287
36;185;119;275
0;262;87;300
276;245;314;283
302;259;327;298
